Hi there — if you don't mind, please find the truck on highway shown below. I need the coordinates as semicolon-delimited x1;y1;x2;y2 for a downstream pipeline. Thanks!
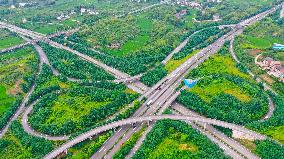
146;100;153;107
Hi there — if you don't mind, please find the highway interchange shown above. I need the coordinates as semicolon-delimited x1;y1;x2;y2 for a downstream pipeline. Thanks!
0;2;283;159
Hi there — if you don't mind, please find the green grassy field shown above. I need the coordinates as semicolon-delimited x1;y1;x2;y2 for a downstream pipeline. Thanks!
67;132;112;159
26;19;79;35
234;12;284;97
79;4;188;57
106;16;153;56
104;16;154;56
178;45;268;125
187;54;252;102
132;120;229;159
0;121;57;159
0;86;16;116
0;0;155;34
165;50;199;73
265;126;284;144
0;29;24;50
197;0;279;23
0;47;38;128
0;47;38;91
28;64;138;135
105;34;150;56
43;93;110;127
190;78;251;103
190;54;250;79
136;16;153;32
0;36;24;50
148;131;199;158
184;54;254;102
243;35;272;49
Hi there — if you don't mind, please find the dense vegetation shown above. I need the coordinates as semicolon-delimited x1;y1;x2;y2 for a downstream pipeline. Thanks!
232;10;284;144
1;1;283;158
40;43;115;81
27;63;138;135
140;65;167;86
177;45;269;125
113;127;145;159
247;92;284;143
234;11;284;96
173;27;227;60
0;29;24;50
254;139;284;159
0;47;39;129
197;0;280;23
133;120;229;159
52;4;229;76
0;0;158;34
64;131;113;159
0;121;54;159
165;49;200;73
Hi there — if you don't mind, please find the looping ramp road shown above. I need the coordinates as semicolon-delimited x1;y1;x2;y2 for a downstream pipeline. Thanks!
44;114;266;159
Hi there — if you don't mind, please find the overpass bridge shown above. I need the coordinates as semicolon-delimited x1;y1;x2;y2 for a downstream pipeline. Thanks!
91;4;281;158
113;74;143;83
44;114;266;159
0;26;79;54
240;4;282;27
0;42;30;54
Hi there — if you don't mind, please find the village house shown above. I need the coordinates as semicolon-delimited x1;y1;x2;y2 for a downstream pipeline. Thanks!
10;5;16;9
207;0;222;2
80;7;99;15
22;18;27;23
259;57;284;82
270;65;284;81
18;2;36;8
18;3;27;7
80;7;86;15
175;10;187;19
271;61;282;70
175;0;202;9
109;43;121;49
213;13;221;21
261;57;274;69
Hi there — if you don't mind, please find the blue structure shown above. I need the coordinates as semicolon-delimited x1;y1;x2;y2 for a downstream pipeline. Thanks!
273;43;284;50
184;79;198;88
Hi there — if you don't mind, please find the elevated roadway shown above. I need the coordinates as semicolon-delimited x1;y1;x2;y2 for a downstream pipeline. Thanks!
0;22;148;93
170;103;260;159
22;103;69;141
0;26;79;54
0;42;29;54
161;24;236;65
46;40;148;93
91;4;281;158
44;114;266;159
1;3;281;158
